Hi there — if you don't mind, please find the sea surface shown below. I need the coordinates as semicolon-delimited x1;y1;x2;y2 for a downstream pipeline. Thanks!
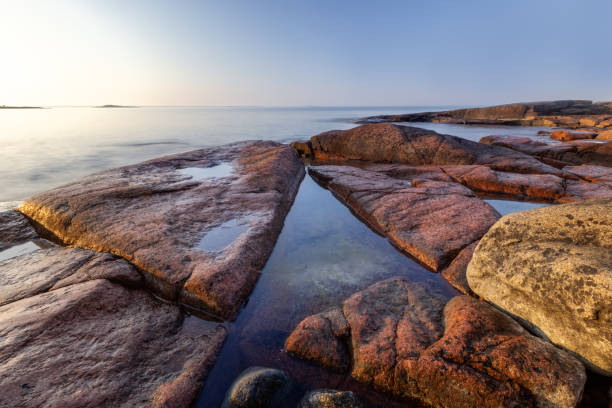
0;105;557;201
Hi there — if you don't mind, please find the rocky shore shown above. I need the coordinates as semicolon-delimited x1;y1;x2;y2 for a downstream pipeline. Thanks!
1;108;610;407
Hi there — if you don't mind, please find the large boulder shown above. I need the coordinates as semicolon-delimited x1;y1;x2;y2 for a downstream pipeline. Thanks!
467;198;612;375
0;278;226;408
308;165;500;271
18;141;305;319
299;123;560;175
286;278;586;408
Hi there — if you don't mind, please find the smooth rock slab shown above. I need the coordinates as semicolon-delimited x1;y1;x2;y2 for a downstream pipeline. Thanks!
0;279;226;408
299;123;561;175
309;165;500;271
19;141;305;319
0;206;37;251
467;198;612;375
0;244;142;306
286;278;586;408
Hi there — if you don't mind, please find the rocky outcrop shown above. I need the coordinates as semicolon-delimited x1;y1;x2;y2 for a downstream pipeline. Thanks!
18;141;305;319
440;241;478;296
286;278;586;408
298;390;362;408
308;165;500;271
298;123;560;175
481;135;612;167
0;278;226;408
222;367;294;408
358;100;612;131
467;198;612;375
0;206;37;251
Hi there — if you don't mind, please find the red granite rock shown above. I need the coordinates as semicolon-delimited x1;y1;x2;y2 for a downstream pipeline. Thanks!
309;165;500;271
0;279;226;408
286;278;586;408
550;130;597;141
18;141;305;319
481;135;612;167
440;241;478;296
300;123;560;175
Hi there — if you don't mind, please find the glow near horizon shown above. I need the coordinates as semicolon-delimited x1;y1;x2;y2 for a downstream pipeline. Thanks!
1;0;611;107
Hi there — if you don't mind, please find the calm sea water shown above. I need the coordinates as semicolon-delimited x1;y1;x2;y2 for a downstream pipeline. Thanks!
0;106;556;202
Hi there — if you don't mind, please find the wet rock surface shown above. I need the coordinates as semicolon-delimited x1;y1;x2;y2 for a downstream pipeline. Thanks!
0;206;38;251
222;367;294;408
309;165;500;271
298;389;362;408
0;278;226;408
467;198;612;375
18;141;305;319
286;278;586;408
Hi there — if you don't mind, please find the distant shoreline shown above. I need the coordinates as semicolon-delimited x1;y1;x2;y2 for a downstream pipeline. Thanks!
95;105;139;108
0;106;43;109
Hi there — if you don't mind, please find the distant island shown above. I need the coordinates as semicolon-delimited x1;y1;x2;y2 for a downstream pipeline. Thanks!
95;104;139;108
0;105;42;109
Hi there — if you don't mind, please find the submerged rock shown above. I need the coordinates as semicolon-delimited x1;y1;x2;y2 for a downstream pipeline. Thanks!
222;367;294;408
18;141;305;319
298;389;362;408
467;198;612;375
286;278;586;408
550;130;597;142
298;123;560;174
309;165;499;271
0;279;226;408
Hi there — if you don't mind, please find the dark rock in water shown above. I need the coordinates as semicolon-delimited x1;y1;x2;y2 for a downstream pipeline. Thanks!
18;141;305;319
298;389;362;408
357;100;612;131
297;123;560;175
308;165;500;271
286;278;586;408
467;198;612;375
222;367;294;408
0;279;226;408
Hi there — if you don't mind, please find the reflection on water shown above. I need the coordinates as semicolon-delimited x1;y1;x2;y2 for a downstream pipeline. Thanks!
198;216;256;252
196;175;456;408
0;241;43;263
485;199;549;216
179;163;234;181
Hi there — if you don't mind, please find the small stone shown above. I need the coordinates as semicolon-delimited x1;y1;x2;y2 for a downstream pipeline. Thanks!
222;367;294;408
298;389;362;408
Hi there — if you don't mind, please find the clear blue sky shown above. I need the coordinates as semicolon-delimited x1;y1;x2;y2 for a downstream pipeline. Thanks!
1;0;611;106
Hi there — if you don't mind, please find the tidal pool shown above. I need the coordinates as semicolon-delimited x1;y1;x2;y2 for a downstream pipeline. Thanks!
484;198;550;216
179;163;234;180
198;216;256;253
196;174;457;408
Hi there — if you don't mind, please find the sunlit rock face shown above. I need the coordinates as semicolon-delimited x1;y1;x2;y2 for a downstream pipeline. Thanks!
286;278;586;408
297;123;561;174
467;198;612;376
19;141;305;319
0;279;226;408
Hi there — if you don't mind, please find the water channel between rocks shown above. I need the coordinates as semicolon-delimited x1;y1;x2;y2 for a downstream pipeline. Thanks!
192;170;606;407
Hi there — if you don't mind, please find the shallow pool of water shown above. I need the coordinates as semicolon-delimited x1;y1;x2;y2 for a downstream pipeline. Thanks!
198;215;256;253
179;163;234;180
195;174;457;408
0;241;43;262
485;199;550;216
